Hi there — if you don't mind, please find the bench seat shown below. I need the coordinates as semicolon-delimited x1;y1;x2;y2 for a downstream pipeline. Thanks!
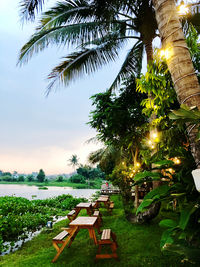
53;230;69;241
96;229;118;260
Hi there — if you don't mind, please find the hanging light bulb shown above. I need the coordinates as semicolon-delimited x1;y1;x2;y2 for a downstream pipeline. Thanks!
178;1;189;15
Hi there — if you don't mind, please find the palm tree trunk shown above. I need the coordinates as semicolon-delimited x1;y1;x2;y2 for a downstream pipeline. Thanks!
152;0;200;168
144;39;153;63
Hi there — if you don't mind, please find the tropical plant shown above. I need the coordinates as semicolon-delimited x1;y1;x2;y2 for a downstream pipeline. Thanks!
68;154;79;171
152;0;200;168
18;0;159;94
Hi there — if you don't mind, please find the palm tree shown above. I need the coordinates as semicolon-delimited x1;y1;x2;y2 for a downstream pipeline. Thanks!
152;0;200;168
68;154;79;171
18;0;158;94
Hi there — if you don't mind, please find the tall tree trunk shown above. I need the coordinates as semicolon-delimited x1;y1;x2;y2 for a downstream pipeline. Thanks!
152;0;200;168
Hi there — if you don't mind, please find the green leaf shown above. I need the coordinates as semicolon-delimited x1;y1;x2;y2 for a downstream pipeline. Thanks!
159;219;177;228
136;199;153;214
160;229;174;248
134;171;161;182
179;205;198;230
143;185;171;200
153;160;174;166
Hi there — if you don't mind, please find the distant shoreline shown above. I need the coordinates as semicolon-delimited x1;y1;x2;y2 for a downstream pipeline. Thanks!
0;181;100;189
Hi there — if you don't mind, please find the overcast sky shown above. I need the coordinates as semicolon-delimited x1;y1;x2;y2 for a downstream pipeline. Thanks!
0;0;136;175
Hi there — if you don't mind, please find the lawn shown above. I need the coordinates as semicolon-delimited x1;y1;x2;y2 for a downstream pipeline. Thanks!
0;196;194;267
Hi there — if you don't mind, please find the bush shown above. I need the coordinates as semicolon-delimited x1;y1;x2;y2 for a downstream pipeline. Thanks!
1;175;13;182
27;175;34;182
18;176;25;182
56;176;63;182
0;194;86;253
70;174;86;184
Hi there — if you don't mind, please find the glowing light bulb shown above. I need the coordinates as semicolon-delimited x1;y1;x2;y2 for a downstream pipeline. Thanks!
160;48;172;60
136;162;141;168
152;132;158;139
178;3;189;15
148;140;152;145
174;157;181;165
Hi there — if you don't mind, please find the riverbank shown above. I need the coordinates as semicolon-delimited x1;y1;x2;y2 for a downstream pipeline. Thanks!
0;196;192;267
0;180;101;189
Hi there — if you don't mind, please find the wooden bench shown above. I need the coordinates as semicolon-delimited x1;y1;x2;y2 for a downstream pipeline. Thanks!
91;201;98;210
96;229;118;260
52;227;78;263
92;210;102;226
108;201;114;214
67;209;78;222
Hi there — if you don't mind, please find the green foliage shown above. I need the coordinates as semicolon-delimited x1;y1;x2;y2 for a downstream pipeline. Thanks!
56;176;63;182
0;195;189;266
27;175;34;182
76;165;105;180
136;54;178;127
170;104;200;140
0;175;13;182
37;169;45;183
70;174;86;184
0;194;86;253
18;0;158;93
18;175;25;182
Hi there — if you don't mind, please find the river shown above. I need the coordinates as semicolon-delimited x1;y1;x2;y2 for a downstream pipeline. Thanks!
0;184;97;200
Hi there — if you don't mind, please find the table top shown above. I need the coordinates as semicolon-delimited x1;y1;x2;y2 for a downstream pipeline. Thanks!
76;202;92;208
69;216;97;226
100;195;109;198
97;196;109;202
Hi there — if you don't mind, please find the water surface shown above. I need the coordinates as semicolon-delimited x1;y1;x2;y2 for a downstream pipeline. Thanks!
0;184;97;200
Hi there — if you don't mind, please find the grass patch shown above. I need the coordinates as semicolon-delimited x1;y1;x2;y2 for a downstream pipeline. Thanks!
0;196;193;267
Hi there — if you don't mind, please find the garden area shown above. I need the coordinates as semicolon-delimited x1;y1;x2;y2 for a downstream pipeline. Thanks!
1;0;200;266
0;195;197;267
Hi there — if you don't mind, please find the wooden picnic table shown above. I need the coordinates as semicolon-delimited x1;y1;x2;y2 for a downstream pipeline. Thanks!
69;216;101;245
75;202;93;216
96;196;110;209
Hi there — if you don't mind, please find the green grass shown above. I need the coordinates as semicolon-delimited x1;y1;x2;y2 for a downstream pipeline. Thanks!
0;196;194;267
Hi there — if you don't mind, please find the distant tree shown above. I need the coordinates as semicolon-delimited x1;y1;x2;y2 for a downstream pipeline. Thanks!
70;174;86;184
2;172;12;177
37;169;45;183
18;175;25;182
68;154;79;171
57;176;63;182
0;170;2;176
76;165;91;179
27;175;34;182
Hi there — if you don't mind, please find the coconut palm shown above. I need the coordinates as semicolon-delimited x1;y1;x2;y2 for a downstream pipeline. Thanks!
152;0;200;168
68;154;79;171
18;0;158;94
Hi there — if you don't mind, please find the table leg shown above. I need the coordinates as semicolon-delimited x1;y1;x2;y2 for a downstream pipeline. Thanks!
89;228;98;245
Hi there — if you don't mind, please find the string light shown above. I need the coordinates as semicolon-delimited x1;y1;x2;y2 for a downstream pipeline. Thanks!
160;48;172;60
174;157;181;165
178;1;189;15
136;162;141;168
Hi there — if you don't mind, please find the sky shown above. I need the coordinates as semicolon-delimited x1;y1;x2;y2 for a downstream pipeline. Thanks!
0;0;136;175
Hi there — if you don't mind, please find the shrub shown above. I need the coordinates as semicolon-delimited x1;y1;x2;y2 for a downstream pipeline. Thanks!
70;174;86;184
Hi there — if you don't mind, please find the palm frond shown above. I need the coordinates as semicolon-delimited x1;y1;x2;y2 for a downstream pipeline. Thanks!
108;40;144;91
18;22;108;65
19;0;45;22
38;0;93;30
46;38;127;94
